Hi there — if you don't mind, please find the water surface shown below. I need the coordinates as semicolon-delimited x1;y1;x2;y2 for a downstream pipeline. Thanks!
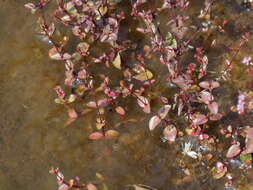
0;1;253;190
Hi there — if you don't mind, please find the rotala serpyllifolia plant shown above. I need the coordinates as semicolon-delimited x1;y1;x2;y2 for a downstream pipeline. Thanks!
25;0;253;189
24;0;224;139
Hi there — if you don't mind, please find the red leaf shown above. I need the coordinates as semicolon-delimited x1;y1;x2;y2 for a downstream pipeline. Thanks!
247;128;253;138
199;91;213;104
199;133;209;140
217;162;227;173
158;105;171;119
81;108;93;116
49;47;71;60
199;81;220;90
78;69;88;79
163;125;177;142
209;113;223;121
89;132;104;140
243;128;253;154
159;96;168;104
54;86;66;100
142;79;156;86
226;142;241;158
86;101;97;108
24;3;36;9
210;81;220;89
172;75;191;90
191;114;208;126
86;98;110;108
87;184;97;190
49;47;61;60
104;89;119;99
212;162;227;179
208;101;219;115
56;170;64;184
58;184;70;190
65;118;76;127
237;93;246;115
68;108;78;119
115;106;125;115
149;115;161;131
142;103;151;113
137;96;148;108
97;98;110;107
244;140;253;154
62;53;71;60
177;100;184;116
137;96;150;113
199;81;210;89
48;23;55;36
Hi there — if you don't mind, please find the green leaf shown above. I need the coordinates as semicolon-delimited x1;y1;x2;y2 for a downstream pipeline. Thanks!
112;53;121;69
54;98;65;104
165;32;177;49
68;94;77;103
95;6;108;20
240;153;252;165
133;69;153;81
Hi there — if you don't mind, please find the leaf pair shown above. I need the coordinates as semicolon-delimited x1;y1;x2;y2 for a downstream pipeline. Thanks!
149;105;171;130
87;98;111;108
137;96;151;113
89;130;120;140
49;47;71;60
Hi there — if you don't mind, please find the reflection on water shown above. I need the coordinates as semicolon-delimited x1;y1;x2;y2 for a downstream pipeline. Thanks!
0;1;253;190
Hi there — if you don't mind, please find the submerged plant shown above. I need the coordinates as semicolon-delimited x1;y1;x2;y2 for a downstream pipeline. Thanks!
24;0;253;189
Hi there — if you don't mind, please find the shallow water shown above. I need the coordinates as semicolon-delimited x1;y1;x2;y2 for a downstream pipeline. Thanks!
1;1;253;190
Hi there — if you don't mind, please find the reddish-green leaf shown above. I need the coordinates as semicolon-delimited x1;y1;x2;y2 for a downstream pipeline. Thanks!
87;184;97;190
58;184;70;190
208;101;218;115
149;115;161;131
158;105;171;119
105;130;120;138
89;132;104;140
24;3;36;9
115;106;125;115
243;128;253;154
163;125;177;142
137;96;150;113
226;142;241;158
192;114;208;126
68;108;78;119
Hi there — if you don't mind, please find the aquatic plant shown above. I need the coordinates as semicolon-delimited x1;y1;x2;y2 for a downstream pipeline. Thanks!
24;0;253;189
24;0;222;140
